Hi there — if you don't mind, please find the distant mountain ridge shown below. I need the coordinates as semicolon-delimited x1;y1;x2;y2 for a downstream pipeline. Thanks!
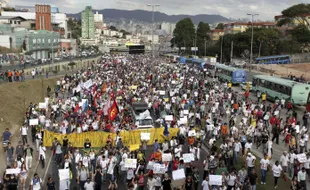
67;9;230;24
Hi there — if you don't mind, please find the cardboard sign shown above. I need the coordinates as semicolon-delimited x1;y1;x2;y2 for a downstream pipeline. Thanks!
153;164;166;174
29;119;39;126
182;153;195;163
6;168;20;174
124;159;137;169
162;153;172;162
188;130;196;137
59;169;70;180
172;169;185;180
140;133;151;140
209;175;223;186
165;115;173;121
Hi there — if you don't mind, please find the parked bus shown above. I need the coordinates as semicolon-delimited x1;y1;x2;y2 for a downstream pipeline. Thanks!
204;62;217;77
252;75;310;105
215;64;247;84
255;55;290;64
306;92;310;112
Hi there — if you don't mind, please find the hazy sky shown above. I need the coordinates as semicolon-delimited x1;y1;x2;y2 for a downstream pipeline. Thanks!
9;0;305;20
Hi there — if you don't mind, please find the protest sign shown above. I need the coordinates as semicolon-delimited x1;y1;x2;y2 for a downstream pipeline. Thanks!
182;153;195;163
170;91;175;96
59;169;70;180
165;115;173;121
162;153;172;162
183;110;189;115
39;102;47;109
178;117;188;125
172;169;185;180
209;175;223;186
147;161;155;170
153;164;166;174
296;153;307;163
6;168;20;175
125;159;137;169
188;130;196;137
29;119;39;126
159;91;165;95
140;133;150;140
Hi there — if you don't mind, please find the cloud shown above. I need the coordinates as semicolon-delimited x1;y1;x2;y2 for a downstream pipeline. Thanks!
9;0;307;20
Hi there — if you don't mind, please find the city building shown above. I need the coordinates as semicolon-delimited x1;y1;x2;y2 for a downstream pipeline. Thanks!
35;4;51;31
0;16;26;27
224;22;276;34
81;6;95;39
0;0;7;9
160;22;176;36
210;29;224;41
58;39;77;56
0;24;60;59
275;14;310;27
94;11;104;29
1;5;68;37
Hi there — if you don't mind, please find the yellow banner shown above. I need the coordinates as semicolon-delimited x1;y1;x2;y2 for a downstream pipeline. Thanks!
43;128;179;148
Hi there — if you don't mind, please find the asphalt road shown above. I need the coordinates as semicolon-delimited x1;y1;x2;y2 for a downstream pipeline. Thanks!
41;144;209;190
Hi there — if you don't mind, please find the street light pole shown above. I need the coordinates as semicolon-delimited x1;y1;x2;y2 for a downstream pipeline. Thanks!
147;4;160;57
247;13;259;72
220;35;223;63
204;37;207;57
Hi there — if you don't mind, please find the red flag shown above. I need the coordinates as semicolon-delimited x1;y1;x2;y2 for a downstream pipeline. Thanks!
108;99;119;121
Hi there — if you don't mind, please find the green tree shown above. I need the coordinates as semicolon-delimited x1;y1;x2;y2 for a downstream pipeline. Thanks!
290;24;310;49
109;26;118;31
67;19;81;40
171;18;195;53
277;3;310;28
215;23;224;29
196;22;211;55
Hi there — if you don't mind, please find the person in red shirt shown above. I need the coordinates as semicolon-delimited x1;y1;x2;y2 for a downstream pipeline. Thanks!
172;157;180;170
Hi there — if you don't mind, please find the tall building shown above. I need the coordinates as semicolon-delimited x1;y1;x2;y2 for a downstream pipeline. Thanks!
94;11;104;29
81;6;95;39
35;4;51;31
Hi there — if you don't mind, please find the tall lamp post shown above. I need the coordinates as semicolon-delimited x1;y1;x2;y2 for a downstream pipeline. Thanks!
247;13;259;72
147;4;160;57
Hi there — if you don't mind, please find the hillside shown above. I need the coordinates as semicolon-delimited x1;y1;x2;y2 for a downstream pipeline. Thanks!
0;78;58;131
67;9;230;24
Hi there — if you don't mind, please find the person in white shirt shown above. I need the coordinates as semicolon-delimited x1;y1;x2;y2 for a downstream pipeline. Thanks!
260;154;270;185
84;178;95;190
38;143;46;169
272;161;282;189
20;125;28;145
297;167;307;190
30;173;42;190
226;171;237;189
246;153;256;174
234;139;242;164
201;176;211;190
174;145;182;158
299;135;305;153
280;151;289;173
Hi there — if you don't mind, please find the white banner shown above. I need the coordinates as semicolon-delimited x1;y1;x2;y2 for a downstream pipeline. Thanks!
209;175;223;186
29;119;39;126
6;168;20;174
140;133;151;140
182;153;195;163
124;159;137;169
59;169;70;181
162;153;172;162
83;79;93;89
159;91;165;95
188;130;196;137
178;117;188;125
296;153;307;163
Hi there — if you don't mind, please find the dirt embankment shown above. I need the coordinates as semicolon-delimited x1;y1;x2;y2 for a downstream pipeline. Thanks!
0;78;58;131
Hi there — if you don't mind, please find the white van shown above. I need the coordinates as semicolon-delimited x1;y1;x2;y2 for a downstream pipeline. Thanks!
131;102;154;129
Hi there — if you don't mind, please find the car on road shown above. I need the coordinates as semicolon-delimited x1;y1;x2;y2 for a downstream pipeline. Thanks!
240;82;252;91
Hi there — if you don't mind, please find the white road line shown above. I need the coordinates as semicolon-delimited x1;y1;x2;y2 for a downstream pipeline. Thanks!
42;151;53;183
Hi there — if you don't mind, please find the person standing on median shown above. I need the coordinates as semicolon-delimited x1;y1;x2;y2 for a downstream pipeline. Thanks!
24;144;33;170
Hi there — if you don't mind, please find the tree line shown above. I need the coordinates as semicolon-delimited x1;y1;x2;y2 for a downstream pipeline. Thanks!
171;3;310;62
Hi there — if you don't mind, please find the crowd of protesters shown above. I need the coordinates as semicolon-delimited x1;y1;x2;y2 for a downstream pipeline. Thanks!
1;53;310;190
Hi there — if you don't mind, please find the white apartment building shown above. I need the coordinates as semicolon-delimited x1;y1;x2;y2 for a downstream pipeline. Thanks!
94;11;103;22
160;22;176;36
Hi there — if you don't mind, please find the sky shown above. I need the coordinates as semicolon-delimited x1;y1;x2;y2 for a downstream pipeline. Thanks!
8;0;306;20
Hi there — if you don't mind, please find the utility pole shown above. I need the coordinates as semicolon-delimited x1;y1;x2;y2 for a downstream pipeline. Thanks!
147;4;160;57
230;40;234;64
258;41;262;58
220;35;223;63
204;38;207;57
247;13;259;71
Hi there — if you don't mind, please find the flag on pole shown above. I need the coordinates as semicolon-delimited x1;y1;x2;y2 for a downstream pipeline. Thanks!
108;99;119;122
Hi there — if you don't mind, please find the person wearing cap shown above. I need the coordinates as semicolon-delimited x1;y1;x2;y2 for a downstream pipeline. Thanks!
297;167;307;190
